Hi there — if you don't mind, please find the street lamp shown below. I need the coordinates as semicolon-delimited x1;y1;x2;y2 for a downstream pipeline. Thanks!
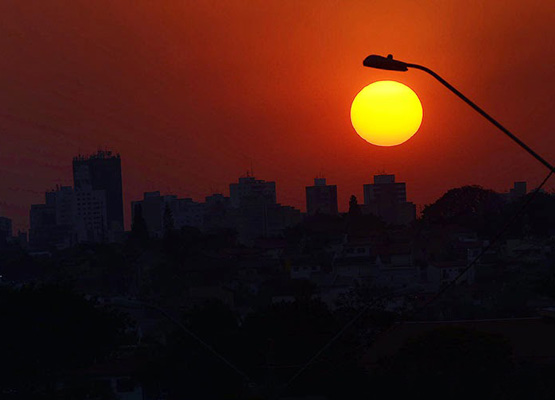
363;54;554;173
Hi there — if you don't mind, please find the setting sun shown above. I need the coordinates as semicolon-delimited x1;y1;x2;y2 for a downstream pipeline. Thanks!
351;80;423;146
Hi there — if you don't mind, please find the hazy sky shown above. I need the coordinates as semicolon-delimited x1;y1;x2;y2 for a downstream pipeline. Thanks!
1;1;554;230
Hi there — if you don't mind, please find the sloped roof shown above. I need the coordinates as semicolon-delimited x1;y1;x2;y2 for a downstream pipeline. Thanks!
364;317;555;368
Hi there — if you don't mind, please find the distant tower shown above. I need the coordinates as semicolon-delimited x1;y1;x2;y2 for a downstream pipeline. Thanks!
510;181;527;199
228;175;300;242
364;174;406;203
362;174;415;225
306;178;338;216
73;150;124;239
229;176;276;208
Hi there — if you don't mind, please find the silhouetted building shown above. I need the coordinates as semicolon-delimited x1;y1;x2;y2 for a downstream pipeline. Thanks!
75;188;107;242
230;203;301;241
73;150;124;239
203;193;233;231
173;197;204;229
229;175;276;207
229;175;300;242
362;174;416;225
15;231;28;249
502;181;527;203
306;178;338;216
29;186;79;250
53;186;78;227
427;260;475;291
131;191;203;237
29;202;55;250
0;216;12;246
511;181;527;197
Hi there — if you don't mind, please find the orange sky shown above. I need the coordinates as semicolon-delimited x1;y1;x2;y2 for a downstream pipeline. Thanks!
1;1;554;231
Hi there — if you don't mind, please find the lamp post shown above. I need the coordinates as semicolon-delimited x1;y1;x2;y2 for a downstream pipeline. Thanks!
363;54;554;173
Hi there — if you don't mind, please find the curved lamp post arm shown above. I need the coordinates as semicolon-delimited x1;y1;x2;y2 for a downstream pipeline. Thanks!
363;54;554;173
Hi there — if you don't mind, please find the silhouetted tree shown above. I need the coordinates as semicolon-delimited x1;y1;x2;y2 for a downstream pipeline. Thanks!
421;185;504;235
346;194;387;236
348;195;361;217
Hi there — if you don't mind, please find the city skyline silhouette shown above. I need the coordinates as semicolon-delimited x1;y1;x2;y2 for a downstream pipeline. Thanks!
1;2;554;399
1;1;554;233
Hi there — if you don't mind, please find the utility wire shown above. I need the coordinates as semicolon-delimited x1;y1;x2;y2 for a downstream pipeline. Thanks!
279;169;553;396
115;170;553;399
115;299;254;384
278;288;408;394
362;169;555;370
281;303;368;391
412;168;553;316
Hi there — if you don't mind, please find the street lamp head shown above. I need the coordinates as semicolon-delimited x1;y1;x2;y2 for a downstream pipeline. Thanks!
361;53;555;173
363;54;408;71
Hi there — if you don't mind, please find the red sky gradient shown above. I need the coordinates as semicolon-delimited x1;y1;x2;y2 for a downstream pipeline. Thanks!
1;1;554;231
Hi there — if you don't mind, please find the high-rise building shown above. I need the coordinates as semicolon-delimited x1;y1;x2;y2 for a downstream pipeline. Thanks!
363;174;406;204
306;178;338;216
29;186;79;250
0;216;12;246
229;176;276;207
362;174;416;225
75;188;107;242
228;175;299;242
51;185;77;227
73;150;124;238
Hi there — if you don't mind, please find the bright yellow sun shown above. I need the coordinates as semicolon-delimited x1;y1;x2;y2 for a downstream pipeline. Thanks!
350;80;423;146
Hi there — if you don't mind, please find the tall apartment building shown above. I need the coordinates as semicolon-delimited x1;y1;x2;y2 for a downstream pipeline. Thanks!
73;150;123;240
362;174;416;225
228;175;300;242
229;176;276;207
306;178;338;216
28;149;118;248
75;189;107;242
203;193;232;231
29;186;80;250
